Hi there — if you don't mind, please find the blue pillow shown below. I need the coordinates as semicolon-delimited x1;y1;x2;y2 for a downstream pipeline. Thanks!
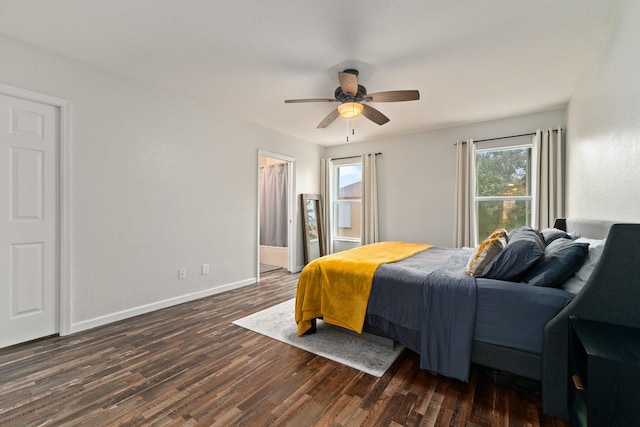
522;238;589;287
481;226;545;281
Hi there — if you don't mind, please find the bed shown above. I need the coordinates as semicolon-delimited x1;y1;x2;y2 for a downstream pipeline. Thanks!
295;218;640;421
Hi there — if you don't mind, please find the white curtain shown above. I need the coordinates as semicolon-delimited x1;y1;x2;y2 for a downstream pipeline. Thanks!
453;139;477;247
361;153;379;245
533;128;564;229
259;163;288;247
320;158;332;253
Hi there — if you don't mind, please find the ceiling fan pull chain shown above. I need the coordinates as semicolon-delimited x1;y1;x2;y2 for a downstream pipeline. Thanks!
346;119;349;142
345;119;356;142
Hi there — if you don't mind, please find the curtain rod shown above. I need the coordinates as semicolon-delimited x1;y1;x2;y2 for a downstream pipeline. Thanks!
474;132;536;143
459;128;563;144
329;152;382;161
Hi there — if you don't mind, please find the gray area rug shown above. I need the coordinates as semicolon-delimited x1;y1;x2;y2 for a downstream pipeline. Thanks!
232;299;404;377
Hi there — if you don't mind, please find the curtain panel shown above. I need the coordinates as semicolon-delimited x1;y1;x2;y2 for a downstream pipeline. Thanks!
533;128;564;229
320;158;332;253
361;153;379;245
259;163;288;247
453;139;477;248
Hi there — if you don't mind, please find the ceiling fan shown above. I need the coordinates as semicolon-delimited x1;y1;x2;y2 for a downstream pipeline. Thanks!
284;69;420;128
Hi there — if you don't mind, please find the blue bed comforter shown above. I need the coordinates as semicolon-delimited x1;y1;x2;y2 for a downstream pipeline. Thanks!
367;247;476;381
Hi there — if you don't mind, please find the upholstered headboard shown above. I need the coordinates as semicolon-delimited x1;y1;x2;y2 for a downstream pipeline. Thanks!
543;219;640;420
559;217;616;239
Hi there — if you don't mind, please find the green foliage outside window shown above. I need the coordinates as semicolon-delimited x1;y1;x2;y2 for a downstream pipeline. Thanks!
475;148;531;240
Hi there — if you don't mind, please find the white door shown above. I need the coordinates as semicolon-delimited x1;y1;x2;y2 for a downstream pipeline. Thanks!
0;93;58;348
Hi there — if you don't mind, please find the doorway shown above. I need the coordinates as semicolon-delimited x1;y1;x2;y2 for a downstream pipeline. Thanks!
257;150;295;280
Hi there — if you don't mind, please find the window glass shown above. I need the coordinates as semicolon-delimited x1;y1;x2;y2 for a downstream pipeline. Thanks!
475;147;533;241
333;163;362;242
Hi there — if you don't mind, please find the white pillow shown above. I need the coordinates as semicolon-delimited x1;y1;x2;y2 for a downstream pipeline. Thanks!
561;238;606;294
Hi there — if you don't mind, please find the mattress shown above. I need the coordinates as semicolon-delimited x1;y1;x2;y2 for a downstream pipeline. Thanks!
474;278;574;353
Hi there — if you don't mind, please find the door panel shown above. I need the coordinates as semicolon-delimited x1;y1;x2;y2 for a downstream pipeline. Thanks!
0;93;58;348
11;243;45;316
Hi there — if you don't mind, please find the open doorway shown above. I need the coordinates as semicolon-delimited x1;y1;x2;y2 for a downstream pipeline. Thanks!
257;150;295;280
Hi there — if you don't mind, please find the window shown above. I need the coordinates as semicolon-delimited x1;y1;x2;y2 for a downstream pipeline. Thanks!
332;160;362;244
475;144;533;242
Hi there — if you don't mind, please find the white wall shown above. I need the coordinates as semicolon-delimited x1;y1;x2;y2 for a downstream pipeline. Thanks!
566;0;640;222
0;34;321;331
324;109;566;247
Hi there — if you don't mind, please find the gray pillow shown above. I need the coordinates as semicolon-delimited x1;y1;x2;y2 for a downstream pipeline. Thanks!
481;226;545;281
541;227;572;245
522;238;590;287
561;238;606;294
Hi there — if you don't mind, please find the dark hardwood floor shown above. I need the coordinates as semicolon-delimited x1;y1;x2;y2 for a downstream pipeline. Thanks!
0;269;569;426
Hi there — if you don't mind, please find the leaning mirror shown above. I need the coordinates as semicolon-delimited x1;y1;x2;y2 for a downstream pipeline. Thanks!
301;194;325;265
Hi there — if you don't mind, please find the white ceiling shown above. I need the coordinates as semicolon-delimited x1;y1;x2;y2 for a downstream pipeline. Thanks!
0;1;616;146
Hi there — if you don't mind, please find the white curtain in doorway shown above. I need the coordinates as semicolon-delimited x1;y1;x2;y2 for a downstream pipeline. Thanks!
453;139;477;248
259;163;288;247
533;128;564;229
362;153;379;245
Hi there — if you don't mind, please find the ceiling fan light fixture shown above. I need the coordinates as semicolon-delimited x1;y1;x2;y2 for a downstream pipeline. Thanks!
338;102;364;119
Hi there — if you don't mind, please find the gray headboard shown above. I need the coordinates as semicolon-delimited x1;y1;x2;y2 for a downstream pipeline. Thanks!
543;218;640;420
561;218;616;239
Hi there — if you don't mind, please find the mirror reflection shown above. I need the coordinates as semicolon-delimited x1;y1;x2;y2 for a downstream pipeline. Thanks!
301;194;325;264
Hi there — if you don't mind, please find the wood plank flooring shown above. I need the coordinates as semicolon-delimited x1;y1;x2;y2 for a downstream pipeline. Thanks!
0;269;569;426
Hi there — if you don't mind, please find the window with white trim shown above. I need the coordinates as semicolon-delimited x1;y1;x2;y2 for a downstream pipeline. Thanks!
475;140;534;242
332;159;362;244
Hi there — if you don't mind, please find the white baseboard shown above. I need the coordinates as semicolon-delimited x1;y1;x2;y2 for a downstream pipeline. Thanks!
68;277;257;335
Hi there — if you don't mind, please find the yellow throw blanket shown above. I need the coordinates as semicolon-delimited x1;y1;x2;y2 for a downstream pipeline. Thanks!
295;241;432;336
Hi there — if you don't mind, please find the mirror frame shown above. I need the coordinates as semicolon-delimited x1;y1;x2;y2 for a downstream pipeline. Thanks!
300;193;326;265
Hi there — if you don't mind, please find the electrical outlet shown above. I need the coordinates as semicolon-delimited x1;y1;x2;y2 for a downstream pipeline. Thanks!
202;264;210;275
178;268;186;279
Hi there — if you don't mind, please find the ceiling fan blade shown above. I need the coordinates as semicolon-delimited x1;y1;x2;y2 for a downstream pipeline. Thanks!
338;72;358;96
362;104;390;126
365;90;420;102
285;98;338;103
317;109;340;128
